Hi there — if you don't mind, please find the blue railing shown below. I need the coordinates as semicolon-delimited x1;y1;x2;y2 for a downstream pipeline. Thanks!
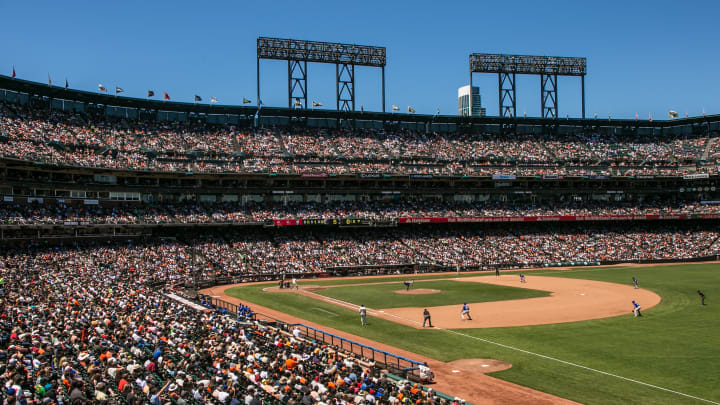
289;323;424;379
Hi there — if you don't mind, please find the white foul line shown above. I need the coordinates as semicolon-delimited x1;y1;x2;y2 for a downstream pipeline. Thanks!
302;288;719;404
313;307;338;317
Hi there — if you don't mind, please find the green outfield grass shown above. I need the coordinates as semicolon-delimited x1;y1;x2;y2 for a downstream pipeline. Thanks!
226;264;720;404
314;279;548;308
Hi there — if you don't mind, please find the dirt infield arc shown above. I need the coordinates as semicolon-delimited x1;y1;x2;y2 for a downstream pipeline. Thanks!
378;275;662;329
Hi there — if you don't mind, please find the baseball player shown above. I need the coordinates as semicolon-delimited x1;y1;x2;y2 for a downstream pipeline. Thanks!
698;290;706;306
292;277;298;290
403;279;414;291
359;304;367;326
423;308;433;327
632;276;639;289
519;274;526;283
461;303;472;320
632;300;642;317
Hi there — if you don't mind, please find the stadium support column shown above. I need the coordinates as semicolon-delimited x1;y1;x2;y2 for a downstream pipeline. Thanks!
257;56;260;107
337;63;355;111
381;66;386;113
288;60;308;109
499;72;516;118
541;74;558;119
581;75;585;119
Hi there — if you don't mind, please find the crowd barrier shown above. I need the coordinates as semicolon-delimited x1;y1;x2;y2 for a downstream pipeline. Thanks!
289;323;424;380
198;293;425;380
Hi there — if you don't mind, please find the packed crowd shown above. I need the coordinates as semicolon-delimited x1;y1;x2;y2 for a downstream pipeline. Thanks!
2;102;719;176
182;225;720;274
0;240;449;404
1;200;718;225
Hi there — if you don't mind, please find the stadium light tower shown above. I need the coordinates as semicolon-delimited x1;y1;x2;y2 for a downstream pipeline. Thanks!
257;37;387;112
469;53;587;118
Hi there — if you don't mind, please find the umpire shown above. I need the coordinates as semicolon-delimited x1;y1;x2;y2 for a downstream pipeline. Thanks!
423;308;433;327
698;290;706;306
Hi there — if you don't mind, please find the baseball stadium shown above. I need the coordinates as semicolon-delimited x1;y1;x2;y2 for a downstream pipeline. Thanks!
2;4;720;405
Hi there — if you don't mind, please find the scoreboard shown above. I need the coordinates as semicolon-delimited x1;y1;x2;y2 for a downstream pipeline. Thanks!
272;218;372;227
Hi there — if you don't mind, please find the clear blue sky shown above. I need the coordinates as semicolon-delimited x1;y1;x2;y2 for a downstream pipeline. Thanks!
2;0;718;119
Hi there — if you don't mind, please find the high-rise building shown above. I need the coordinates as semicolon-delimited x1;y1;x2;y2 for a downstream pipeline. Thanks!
457;85;484;117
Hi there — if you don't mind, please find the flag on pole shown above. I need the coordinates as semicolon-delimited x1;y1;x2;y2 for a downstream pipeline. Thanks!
360;105;364;113
392;105;399;111
242;98;251;104
115;87;124;94
294;98;302;107
408;106;415;113
685;112;688;118
703;108;706;117
648;113;652;122
147;90;155;98
163;92;170;100
635;112;638;120
65;79;69;89
98;84;107;92
311;101;322;107
11;66;15;79
194;95;202;102
48;74;52;87
668;110;678;119
210;97;218;104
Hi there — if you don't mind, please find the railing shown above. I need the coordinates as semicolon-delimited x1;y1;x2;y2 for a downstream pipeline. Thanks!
196;294;256;321
289;323;423;380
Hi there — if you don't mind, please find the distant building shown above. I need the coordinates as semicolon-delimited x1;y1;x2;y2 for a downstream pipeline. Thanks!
457;85;484;117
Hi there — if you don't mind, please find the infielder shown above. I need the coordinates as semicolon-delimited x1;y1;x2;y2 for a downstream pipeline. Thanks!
632;276;639;289
632;300;642;317
359;304;367;326
461;303;472;320
403;279;414;291
519;274;526;283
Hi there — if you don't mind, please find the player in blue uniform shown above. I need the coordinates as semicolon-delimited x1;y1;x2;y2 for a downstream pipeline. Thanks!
461;303;472;320
519;274;526;283
632;276;639;289
632;300;642;317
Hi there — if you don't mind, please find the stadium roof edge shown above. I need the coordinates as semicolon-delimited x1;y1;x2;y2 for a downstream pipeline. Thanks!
1;75;718;128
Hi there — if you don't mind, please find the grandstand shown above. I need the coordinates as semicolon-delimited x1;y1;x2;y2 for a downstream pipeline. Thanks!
1;74;720;404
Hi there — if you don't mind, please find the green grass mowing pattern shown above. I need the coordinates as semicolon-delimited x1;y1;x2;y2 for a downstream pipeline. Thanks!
226;264;720;404
314;279;548;308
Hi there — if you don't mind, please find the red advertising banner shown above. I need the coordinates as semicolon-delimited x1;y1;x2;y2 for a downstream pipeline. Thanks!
398;214;688;224
273;219;304;226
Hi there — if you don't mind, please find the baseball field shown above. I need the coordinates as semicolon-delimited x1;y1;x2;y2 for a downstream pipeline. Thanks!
210;263;720;404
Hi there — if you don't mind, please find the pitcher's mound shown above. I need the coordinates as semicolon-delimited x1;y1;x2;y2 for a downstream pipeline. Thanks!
446;358;512;374
395;289;440;295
